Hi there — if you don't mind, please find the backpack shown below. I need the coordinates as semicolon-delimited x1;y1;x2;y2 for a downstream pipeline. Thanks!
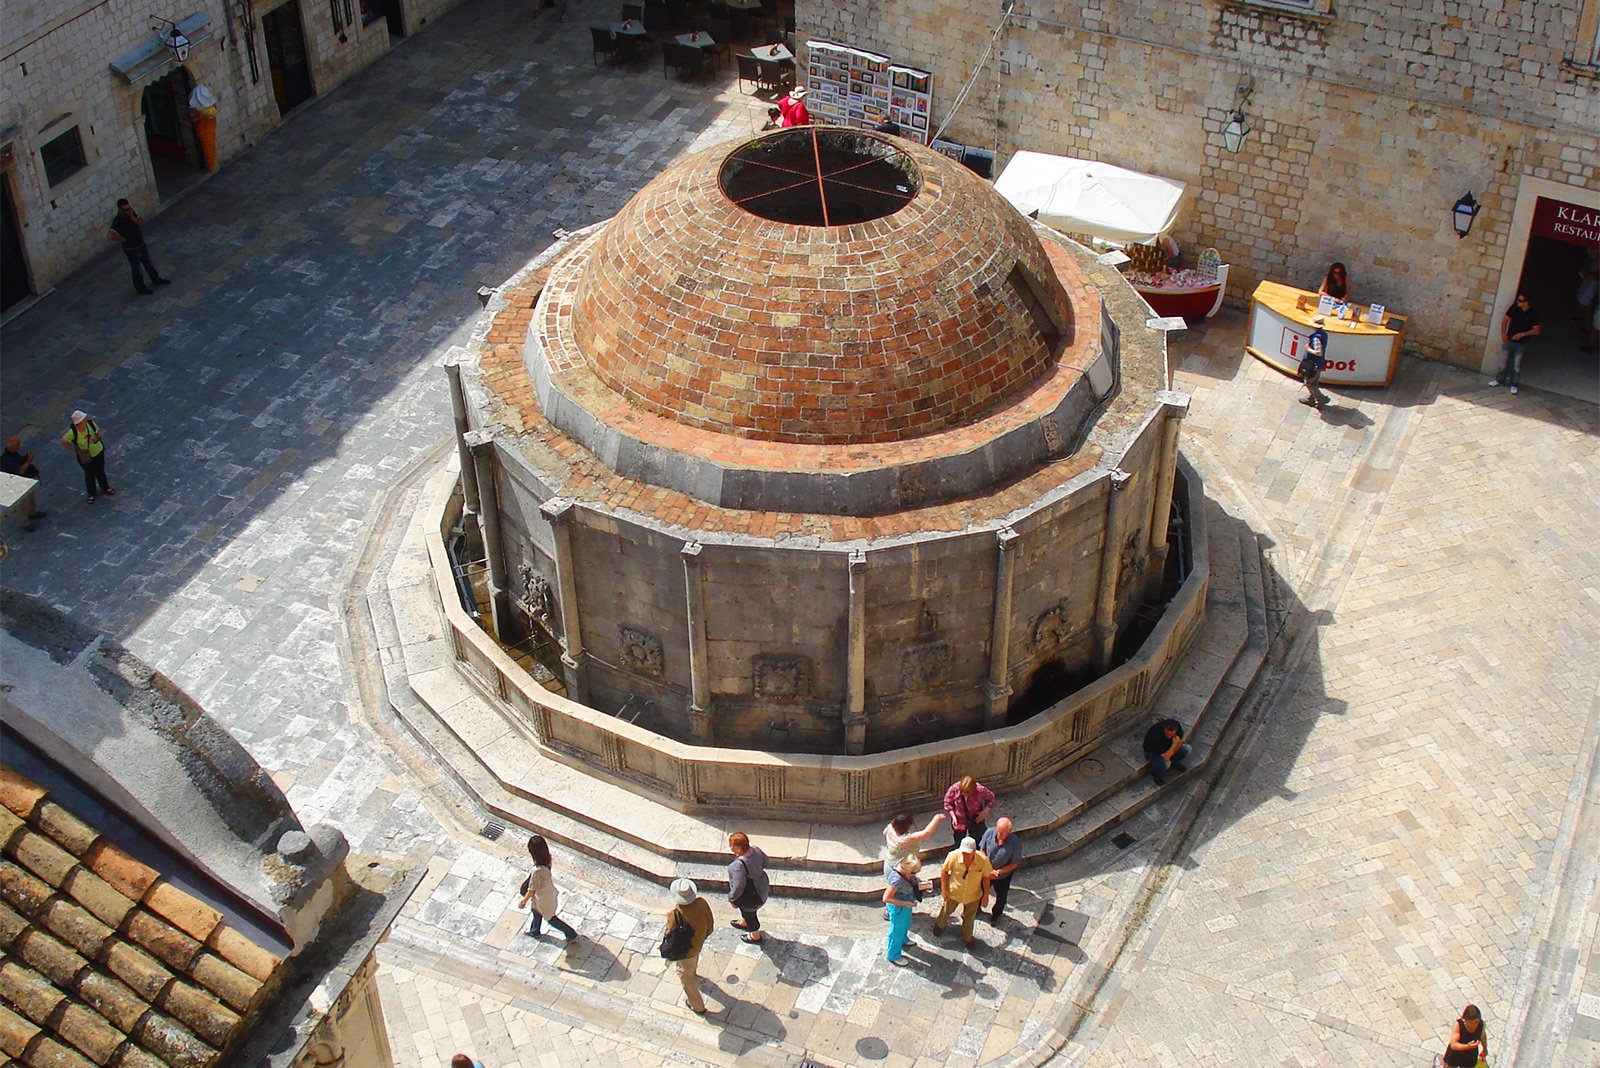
660;910;694;961
1296;353;1321;379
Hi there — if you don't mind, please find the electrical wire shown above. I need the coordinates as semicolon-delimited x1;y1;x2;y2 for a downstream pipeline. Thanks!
929;1;1016;145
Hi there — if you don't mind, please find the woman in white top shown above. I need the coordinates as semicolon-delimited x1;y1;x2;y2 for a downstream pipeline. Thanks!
517;835;579;945
882;812;944;880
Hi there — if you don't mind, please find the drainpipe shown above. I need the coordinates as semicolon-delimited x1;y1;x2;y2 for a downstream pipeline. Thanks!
682;542;713;743
1146;391;1189;593
463;431;509;642
441;351;480;515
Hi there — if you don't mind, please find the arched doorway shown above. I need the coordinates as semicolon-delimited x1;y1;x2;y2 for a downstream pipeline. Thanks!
141;67;206;201
1;174;33;313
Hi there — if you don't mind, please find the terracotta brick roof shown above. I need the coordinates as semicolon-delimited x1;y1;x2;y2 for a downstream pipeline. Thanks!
0;766;282;1068
563;131;1076;446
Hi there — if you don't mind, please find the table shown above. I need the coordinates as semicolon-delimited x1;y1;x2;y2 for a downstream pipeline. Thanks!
1;471;39;535
609;20;647;35
751;43;792;62
675;32;717;48
1246;280;1407;387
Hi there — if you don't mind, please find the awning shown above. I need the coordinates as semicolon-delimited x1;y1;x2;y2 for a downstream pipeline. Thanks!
994;151;1188;244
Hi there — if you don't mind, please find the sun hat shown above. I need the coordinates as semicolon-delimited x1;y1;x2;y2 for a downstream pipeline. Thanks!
789;87;807;100
670;877;698;904
1312;317;1325;326
959;836;977;854
70;410;87;423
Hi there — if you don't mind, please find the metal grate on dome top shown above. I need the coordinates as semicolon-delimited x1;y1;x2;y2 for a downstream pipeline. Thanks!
718;127;921;227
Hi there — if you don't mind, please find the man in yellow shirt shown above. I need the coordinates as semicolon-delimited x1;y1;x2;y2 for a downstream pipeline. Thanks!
932;836;993;948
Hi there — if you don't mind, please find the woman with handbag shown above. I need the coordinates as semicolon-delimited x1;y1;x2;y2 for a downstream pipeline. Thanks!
517;835;579;947
1441;1004;1488;1066
726;831;769;943
59;410;115;504
882;854;921;966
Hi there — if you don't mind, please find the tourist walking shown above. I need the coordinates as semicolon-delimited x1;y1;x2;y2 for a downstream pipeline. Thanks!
978;817;1022;924
59;411;114;504
1298;316;1329;408
1440;1004;1488;1066
450;1056;486;1068
1142;718;1191;785
1490;292;1540;395
664;878;714;1014
932;836;993;949
727;832;769;943
882;854;921;966
1;436;47;532
516;835;578;947
942;774;995;848
106;199;171;295
777;87;811;127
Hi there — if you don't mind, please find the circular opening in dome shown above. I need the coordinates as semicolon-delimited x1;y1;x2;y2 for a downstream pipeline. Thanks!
719;128;921;227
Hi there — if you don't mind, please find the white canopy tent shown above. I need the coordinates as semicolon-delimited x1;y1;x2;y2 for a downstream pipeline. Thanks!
993;151;1188;244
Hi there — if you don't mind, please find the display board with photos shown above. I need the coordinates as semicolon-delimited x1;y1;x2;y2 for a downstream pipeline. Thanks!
804;40;933;144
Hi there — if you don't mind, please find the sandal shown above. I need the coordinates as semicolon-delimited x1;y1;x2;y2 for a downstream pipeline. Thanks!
730;919;751;930
740;932;763;943
86;496;95;505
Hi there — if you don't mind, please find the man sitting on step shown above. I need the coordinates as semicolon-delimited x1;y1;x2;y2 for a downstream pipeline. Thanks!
1142;718;1193;786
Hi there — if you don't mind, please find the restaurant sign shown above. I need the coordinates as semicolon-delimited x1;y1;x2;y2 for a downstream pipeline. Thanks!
1531;197;1600;249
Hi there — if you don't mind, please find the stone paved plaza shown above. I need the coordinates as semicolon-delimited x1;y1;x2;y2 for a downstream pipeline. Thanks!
2;2;1597;1066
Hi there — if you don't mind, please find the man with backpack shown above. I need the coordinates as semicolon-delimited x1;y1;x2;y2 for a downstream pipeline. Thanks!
662;878;713;1014
1298;317;1329;408
59;411;115;504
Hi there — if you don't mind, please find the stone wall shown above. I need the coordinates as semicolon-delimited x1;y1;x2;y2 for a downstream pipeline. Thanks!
798;0;1600;369
0;0;453;297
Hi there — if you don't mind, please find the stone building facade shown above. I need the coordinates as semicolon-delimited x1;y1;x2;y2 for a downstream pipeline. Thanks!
0;0;465;309
451;129;1194;759
798;0;1600;374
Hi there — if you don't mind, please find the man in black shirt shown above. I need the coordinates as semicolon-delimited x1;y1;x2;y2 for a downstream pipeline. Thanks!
106;198;171;295
1142;718;1191;786
1489;292;1540;396
2;435;47;532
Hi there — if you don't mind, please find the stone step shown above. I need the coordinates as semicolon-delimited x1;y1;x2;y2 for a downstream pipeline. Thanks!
371;466;1270;901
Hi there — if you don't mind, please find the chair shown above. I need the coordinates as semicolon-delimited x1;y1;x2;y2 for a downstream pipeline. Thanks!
707;15;733;46
762;27;783;45
590;26;620;65
621;2;643;19
643;6;671;37
736;52;763;93
696;31;730;68
664;0;687;27
663;41;710;79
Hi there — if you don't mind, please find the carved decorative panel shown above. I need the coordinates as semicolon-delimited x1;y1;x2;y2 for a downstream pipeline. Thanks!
1031;601;1075;651
754;655;809;699
900;642;950;691
617;625;664;677
515;564;558;634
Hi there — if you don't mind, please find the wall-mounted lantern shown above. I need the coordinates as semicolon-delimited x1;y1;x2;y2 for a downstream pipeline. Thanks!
1220;76;1253;153
1452;191;1481;238
151;16;191;62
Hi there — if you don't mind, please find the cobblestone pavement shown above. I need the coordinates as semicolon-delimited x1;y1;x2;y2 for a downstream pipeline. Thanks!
2;2;1597;1066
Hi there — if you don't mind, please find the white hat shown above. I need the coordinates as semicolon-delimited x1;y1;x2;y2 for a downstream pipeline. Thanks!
670;877;698;904
789;87;808;100
70;410;87;423
959;836;977;854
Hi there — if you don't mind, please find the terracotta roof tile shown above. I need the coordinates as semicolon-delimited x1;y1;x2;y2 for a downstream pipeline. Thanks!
80;843;158;904
12;830;79;889
188;954;261;1014
99;943;172;1003
0;767;287;1068
0;959;65;1025
141;882;222;944
120;911;201;973
205;926;276;983
0;1000;41;1059
1;860;55;918
0;902;28;949
39;900;114;961
157;980;240;1047
55;1001;124;1065
0;768;47;821
28;1035;96;1068
34;803;100;859
13;929;88;989
59;872;136;931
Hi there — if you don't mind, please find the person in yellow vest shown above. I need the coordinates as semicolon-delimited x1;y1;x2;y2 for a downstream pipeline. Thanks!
59;411;115;504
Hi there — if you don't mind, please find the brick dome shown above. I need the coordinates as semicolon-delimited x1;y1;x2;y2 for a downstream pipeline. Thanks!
567;128;1075;447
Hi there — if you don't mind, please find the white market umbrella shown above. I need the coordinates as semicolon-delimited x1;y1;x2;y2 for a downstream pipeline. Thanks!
994;151;1188;244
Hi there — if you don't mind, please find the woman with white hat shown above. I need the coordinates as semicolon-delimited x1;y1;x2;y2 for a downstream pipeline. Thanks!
778;86;811;128
59;410;115;504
